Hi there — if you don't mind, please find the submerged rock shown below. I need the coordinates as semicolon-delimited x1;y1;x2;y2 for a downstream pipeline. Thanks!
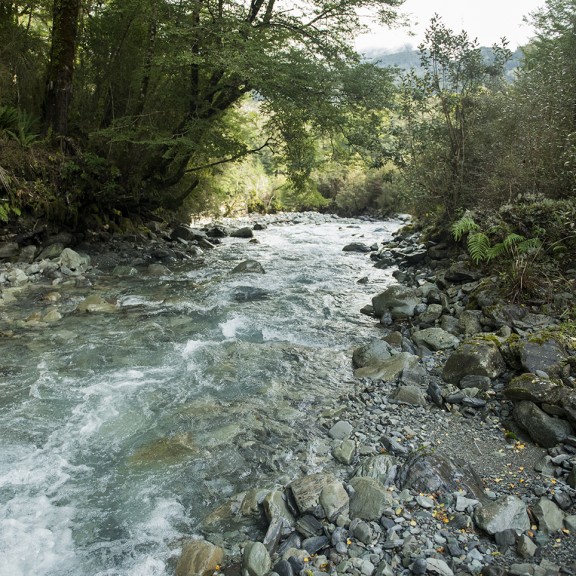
231;260;265;274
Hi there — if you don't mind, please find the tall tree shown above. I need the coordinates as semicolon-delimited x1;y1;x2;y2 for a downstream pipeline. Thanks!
43;0;81;135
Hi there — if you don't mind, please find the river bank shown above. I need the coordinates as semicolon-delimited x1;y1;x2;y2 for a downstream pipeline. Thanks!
0;213;575;576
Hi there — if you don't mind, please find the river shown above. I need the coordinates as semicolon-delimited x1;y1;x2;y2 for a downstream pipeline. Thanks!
0;214;402;576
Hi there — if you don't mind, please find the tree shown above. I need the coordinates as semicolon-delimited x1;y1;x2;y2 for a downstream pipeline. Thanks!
43;0;81;135
71;0;402;212
397;15;511;213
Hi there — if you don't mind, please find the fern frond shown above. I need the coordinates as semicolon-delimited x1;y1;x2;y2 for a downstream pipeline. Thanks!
517;238;542;253
467;232;491;264
503;233;526;248
451;215;480;241
486;242;506;261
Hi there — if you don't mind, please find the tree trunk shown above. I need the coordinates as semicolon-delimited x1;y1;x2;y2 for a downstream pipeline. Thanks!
43;0;81;136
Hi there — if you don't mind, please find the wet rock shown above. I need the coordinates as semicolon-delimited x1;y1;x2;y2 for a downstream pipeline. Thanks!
263;491;296;527
412;327;460;351
263;517;285;552
273;559;294;576
38;242;66;260
148;263;171;276
59;248;90;274
205;225;229;238
354;352;419;381
171;225;207;242
349;476;392;521
76;294;118;313
296;514;324;537
372;285;421;319
233;287;270;302
474;495;530;535
176;540;224;576
352;340;393;369
417;303;443;324
231;260;265;274
532;497;565;532
0;242;19;259
442;336;505;385
231;227;254;239
343;242;372;253
242;541;271;576
513;401;573;448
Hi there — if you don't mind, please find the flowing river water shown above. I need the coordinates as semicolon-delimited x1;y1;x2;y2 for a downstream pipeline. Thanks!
0;214;403;576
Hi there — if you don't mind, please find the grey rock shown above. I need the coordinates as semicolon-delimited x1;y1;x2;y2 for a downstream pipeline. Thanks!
442;336;505;384
320;480;349;521
0;242;19;259
295;514;324;538
231;227;254;239
171;225;207;242
353;454;397;486
334;439;356;465
389;385;427;407
426;557;454;576
460;374;491;391
400;363;428;387
519;337;570;379
349;477;392;521
398;453;485;500
242;542;271;576
444;262;481;283
352;340;393;369
474;495;530;535
458;310;483;336
263;517;285;552
533;497;565;532
372;284;421;319
351;520;372;544
263;491;295;527
513;400;573;448
412;327;460;351
301;535;329;554
147;263;171;276
418;303;443;324
273;560;294;576
230;260;265;274
328;420;353;440
59;248;90;273
290;474;334;516
517;534;538;558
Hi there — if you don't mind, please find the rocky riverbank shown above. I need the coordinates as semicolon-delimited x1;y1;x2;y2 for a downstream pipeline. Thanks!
1;213;575;576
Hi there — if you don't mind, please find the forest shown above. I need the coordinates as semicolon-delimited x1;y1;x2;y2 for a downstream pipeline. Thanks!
0;0;575;247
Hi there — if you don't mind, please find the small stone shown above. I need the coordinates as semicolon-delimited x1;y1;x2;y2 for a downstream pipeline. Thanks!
415;495;434;509
517;534;537;558
426;557;454;576
329;421;353;440
533;497;565;532
242;542;271;576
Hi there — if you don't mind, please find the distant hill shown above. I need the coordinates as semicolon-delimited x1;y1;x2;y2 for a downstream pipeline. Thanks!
363;46;524;80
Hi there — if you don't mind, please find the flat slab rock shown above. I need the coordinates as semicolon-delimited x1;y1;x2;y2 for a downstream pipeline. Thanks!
474;495;531;535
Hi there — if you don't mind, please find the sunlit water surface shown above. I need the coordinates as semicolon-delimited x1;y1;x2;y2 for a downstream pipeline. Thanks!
0;216;401;576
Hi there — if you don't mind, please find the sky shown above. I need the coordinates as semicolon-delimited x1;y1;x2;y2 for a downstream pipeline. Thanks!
355;0;546;53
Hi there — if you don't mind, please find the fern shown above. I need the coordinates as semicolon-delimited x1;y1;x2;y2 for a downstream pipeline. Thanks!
467;232;491;264
451;214;480;241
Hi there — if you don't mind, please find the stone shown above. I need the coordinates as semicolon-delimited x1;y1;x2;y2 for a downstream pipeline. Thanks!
59;248;90;273
343;242;372;252
426;557;454;576
460;374;491;391
474;495;530;535
444;262;481;283
372;285;421;320
290;474;334;517
320;480;349;521
76;294;118;313
349;477;392;521
532;497;565;532
351;519;372;544
442;336;505;385
231;260;265;274
334;439;356;465
242;542;271;576
176;540;224;576
400;363;428;387
412;327;460;351
0;242;19;259
353;454;397;486
148;263;171;276
263;517;285;552
389;385;427;407
458;310;483;336
398;453;485;500
328;420;353;440
263;491;295;527
513;401;574;448
205;225;229;238
517;534;537;558
38;242;66;260
295;514;324;538
171;225;207;242
417;303;443;324
301;535;329;554
352;340;393;369
519;337;569;379
231;227;254;239
354;352;419;382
